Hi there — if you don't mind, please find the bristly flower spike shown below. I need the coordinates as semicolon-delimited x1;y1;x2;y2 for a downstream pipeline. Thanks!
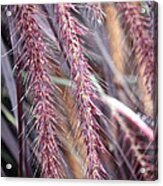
55;3;109;179
115;2;156;117
12;5;64;178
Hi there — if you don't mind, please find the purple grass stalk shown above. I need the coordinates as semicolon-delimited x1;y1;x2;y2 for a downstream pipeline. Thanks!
13;5;63;178
115;2;155;117
16;62;23;176
55;4;108;179
101;95;154;141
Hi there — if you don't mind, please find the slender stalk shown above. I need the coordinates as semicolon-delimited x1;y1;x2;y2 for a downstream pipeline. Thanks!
103;95;154;141
16;64;23;177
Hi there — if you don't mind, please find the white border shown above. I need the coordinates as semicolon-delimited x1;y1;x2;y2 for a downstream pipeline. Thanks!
0;0;162;186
